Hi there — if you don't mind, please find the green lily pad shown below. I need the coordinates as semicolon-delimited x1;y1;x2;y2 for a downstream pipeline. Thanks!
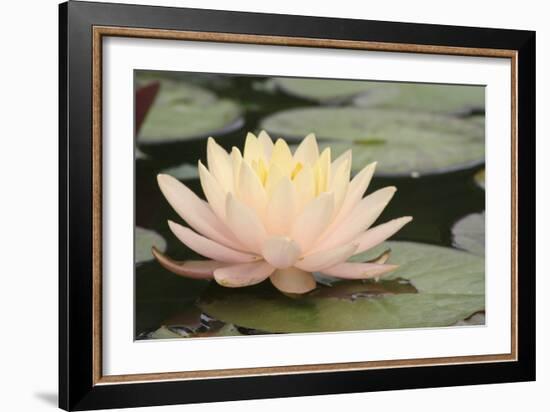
252;78;279;94
198;241;485;333
135;147;148;160
136;227;166;264
470;115;486;126
161;163;199;181
209;324;242;337
274;78;381;103
474;169;485;189
452;212;485;256
138;80;243;145
147;323;242;339
352;242;484;295
454;311;485;326
261;107;484;177
148;326;182;339
354;83;485;115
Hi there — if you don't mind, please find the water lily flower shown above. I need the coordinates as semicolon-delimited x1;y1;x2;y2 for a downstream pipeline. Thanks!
153;131;412;294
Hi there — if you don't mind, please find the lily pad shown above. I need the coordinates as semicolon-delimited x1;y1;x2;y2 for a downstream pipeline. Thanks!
452;212;485;256
161;163;199;181
261;107;485;177
253;78;279;94
354;83;485;115
274;78;381;103
147;323;242;339
136;227;166;264
198;241;485;333
135;147;148;160
470;115;486;127
144;305;242;339
474;169;485;189
454;311;485;326
148;326;182;339
209;324;242;337
138;80;243;145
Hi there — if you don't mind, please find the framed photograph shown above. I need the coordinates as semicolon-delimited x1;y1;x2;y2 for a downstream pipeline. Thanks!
59;1;535;410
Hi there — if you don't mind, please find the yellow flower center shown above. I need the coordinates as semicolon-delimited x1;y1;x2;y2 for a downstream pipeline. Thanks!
243;132;332;197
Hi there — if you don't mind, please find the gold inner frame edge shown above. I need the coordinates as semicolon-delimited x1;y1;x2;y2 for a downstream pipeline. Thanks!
91;26;518;385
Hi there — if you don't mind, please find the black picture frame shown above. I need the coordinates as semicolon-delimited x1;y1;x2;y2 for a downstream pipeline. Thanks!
59;1;536;410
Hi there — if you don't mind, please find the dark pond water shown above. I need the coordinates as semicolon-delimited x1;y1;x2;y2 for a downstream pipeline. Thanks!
134;72;485;339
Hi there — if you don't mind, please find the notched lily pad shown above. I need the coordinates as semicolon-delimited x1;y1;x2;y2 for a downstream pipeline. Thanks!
354;83;485;115
261;107;485;177
138;80;243;145
198;241;485;334
274;78;381;104
136;227;167;264
452;212;485;256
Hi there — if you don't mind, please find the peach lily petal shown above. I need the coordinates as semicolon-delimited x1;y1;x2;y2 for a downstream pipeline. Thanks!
293;164;316;213
225;193;267;254
230;147;243;191
156;174;239;249
331;162;377;227
270;267;316;294
312;186;396;252
206;137;233;192
168;221;258;264
328;157;351;213
152;247;221;279
296;243;358;272
271;138;294;173
257;130;274;159
291;192;334;251
330;149;352;173
214;261;275;287
265;176;296;235
354;216;413;255
293;133;319;165
261;236;302;269
264;163;286;195
237;160;268;217
243;132;263;164
198;160;227;220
